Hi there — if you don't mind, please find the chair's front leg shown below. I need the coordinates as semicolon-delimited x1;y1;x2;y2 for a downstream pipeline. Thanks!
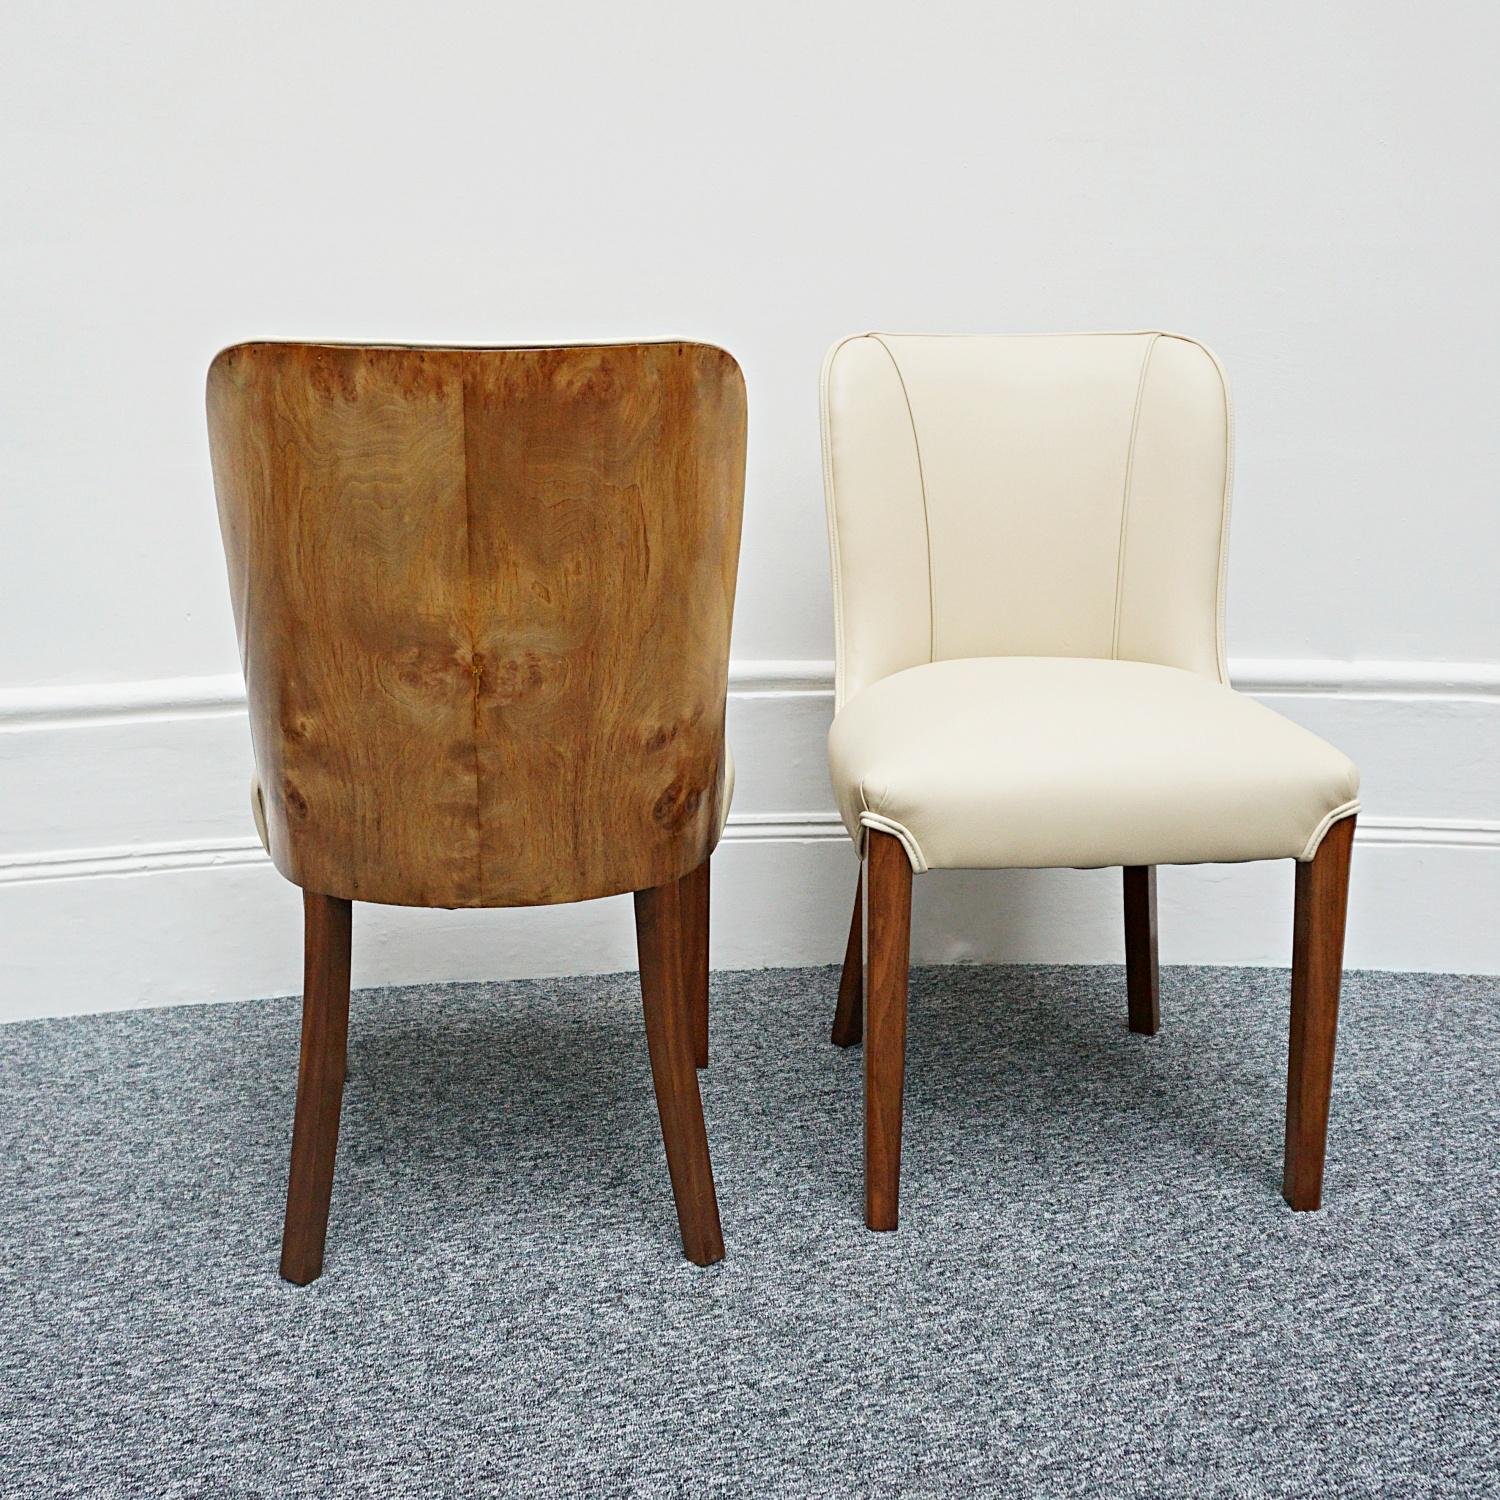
1123;865;1160;1035
864;829;913;1231
635;871;725;1265
831;875;864;1047
281;890;353;1285
1284;815;1356;1210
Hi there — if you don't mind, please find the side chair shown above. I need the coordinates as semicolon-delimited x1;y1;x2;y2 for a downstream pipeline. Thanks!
820;331;1360;1230
208;340;746;1279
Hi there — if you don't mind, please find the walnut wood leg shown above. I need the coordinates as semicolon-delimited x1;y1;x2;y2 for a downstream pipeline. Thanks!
682;856;710;1069
1124;865;1160;1035
831;875;864;1047
1283;815;1356;1211
280;890;353;1285
864;830;914;1231
635;873;725;1265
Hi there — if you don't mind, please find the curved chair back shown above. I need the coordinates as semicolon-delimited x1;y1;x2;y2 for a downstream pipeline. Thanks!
821;332;1231;709
208;341;746;909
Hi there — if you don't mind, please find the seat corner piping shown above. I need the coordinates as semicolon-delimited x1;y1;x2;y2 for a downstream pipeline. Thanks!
1299;799;1362;861
858;812;927;873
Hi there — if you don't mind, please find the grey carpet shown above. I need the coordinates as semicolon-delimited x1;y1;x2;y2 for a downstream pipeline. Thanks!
2;964;1497;1498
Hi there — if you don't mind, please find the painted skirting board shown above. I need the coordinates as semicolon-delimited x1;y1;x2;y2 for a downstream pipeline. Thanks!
1;659;1497;1019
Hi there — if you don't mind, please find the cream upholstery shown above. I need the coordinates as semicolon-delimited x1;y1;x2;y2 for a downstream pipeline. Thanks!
822;332;1359;869
830;658;1359;871
250;747;738;862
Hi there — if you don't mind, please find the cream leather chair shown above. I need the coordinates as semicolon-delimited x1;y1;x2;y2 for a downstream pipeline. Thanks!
821;331;1360;1230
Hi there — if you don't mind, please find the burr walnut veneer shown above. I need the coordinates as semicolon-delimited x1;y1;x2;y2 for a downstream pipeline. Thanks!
209;340;746;1279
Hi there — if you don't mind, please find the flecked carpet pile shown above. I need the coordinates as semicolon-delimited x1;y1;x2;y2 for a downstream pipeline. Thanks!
2;963;1496;1497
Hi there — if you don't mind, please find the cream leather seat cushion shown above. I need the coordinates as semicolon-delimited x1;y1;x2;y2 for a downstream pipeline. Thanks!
251;745;738;860
828;658;1359;872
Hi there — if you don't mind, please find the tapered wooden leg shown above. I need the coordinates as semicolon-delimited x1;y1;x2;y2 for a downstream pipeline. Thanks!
682;856;710;1069
635;873;725;1265
831;876;864;1047
1124;865;1160;1035
1283;815;1356;1211
864;830;914;1231
280;890;353;1285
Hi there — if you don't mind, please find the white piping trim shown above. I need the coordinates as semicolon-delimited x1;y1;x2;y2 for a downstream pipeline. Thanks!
1298;802;1363;862
1111;334;1161;660
819;337;862;715
856;813;928;873
868;336;937;670
1160;334;1238;688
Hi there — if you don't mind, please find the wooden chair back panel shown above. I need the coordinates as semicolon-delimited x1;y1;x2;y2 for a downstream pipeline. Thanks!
208;342;746;908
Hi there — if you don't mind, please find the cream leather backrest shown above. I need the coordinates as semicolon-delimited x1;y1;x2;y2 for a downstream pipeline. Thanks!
821;332;1233;710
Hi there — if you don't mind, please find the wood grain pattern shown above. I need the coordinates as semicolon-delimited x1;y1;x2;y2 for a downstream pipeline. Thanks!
635;872;725;1264
831;876;864;1047
207;342;746;908
280;891;353;1285
1284;815;1356;1210
1123;865;1160;1035
864;829;913;1231
682;856;710;1068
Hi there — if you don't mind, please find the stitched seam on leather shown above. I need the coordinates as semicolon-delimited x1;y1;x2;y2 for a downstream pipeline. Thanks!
1299;799;1361;861
820;337;863;712
869;335;936;668
1111;334;1160;660
855;329;1234;684
1156;334;1236;685
1211;346;1235;685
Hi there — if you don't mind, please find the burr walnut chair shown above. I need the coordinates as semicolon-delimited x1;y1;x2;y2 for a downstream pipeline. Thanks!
207;340;745;1279
820;331;1361;1230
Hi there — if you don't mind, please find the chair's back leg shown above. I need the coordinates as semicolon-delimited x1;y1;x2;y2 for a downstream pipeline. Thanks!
681;857;710;1069
1284;815;1356;1210
831;875;864;1047
635;872;725;1265
1123;865;1161;1035
864;829;914;1231
281;891;353;1285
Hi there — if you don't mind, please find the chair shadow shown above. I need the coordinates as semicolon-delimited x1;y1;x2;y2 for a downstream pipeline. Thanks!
792;965;1290;1213
317;984;678;1246
244;965;1297;1265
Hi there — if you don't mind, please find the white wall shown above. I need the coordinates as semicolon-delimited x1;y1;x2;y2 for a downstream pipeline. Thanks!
2;1;1497;1017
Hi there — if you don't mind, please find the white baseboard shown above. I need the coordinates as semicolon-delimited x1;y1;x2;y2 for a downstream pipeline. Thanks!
2;659;1496;1020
